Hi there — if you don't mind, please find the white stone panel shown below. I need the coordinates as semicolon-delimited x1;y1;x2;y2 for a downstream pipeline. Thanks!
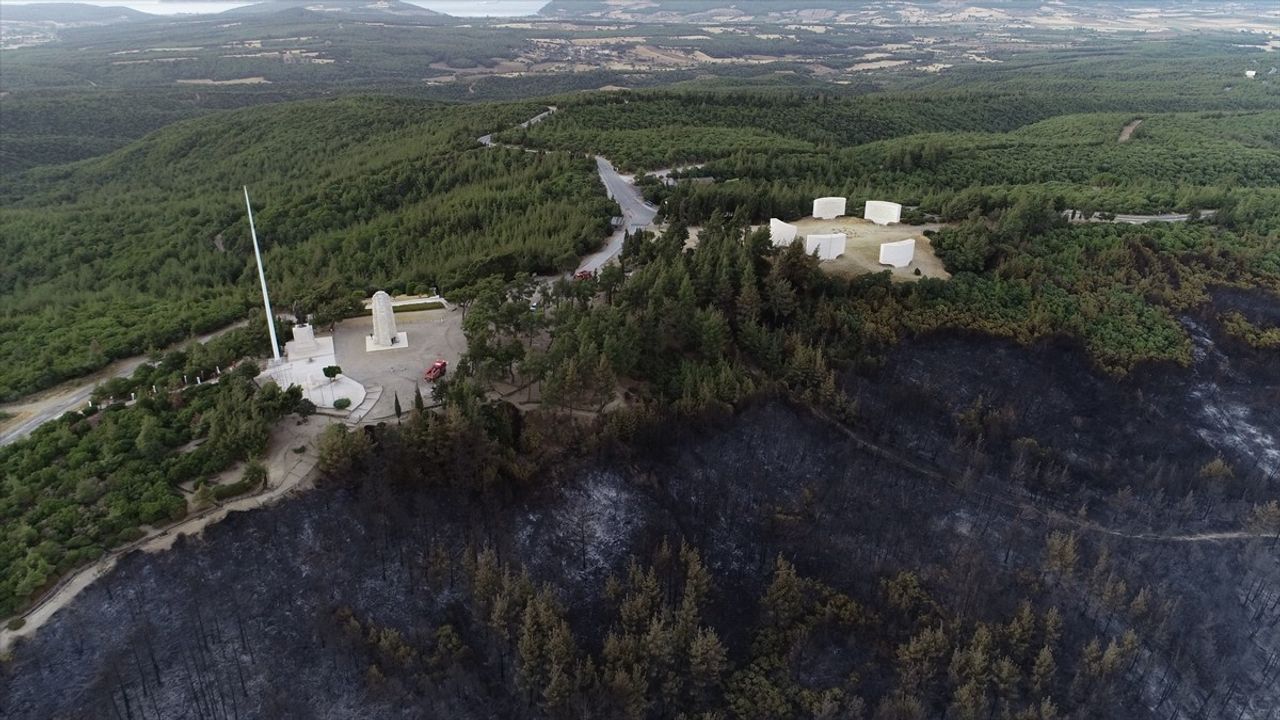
805;233;847;260
812;196;847;220
770;218;799;246
821;233;846;260
864;200;902;225
879;238;916;268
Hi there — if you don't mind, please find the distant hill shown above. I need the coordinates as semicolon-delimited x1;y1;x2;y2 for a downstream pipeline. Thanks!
0;2;151;22
222;0;442;19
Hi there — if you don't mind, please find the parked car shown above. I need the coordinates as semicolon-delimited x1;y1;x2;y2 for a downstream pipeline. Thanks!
424;360;448;381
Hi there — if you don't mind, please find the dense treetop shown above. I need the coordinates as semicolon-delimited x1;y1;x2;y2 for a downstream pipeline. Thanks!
0;97;614;400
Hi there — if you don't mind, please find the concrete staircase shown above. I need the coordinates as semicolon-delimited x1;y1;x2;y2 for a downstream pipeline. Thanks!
344;384;382;426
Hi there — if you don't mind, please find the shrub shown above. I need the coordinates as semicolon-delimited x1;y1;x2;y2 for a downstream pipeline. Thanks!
192;483;214;511
211;478;256;501
334;398;352;410
242;459;268;487
296;398;317;417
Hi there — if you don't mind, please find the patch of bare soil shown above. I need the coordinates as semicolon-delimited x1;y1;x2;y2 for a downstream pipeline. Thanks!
1119;117;1144;142
789;216;951;282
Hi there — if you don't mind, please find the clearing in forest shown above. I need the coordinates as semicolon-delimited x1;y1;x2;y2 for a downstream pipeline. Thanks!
789;216;952;282
1118;118;1144;142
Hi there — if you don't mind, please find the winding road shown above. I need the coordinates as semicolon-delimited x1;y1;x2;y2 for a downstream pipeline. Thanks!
578;156;658;273
478;106;658;274
3;107;646;447
0;413;337;653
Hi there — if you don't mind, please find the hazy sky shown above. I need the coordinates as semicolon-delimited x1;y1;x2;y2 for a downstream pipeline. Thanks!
0;0;552;16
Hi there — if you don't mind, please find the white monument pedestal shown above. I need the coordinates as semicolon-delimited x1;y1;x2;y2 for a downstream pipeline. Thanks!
365;331;409;352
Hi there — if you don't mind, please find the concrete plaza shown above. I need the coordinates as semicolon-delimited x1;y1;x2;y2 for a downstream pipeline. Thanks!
331;307;466;422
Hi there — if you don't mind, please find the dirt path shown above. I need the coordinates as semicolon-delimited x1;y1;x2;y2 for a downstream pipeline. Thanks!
814;408;1268;545
1119;118;1143;142
0;414;336;654
1089;527;1269;542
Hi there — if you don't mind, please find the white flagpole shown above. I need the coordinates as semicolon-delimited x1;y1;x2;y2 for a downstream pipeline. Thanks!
244;186;281;361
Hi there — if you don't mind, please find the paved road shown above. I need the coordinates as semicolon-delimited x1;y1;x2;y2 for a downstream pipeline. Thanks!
477;106;657;274
578;156;658;273
1065;209;1217;225
477;106;556;147
0;321;247;446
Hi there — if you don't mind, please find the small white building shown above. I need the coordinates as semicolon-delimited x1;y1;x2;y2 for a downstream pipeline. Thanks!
1245;70;1257;79
812;196;847;220
805;233;847;260
879;238;916;268
864;200;902;226
769;218;799;246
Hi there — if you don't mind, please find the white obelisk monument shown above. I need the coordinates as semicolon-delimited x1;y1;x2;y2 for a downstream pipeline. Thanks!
366;290;408;351
244;186;280;362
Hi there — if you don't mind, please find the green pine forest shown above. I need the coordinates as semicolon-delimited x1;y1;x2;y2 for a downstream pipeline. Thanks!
0;97;615;401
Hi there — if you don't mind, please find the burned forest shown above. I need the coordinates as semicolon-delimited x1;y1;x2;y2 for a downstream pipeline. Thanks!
3;284;1278;719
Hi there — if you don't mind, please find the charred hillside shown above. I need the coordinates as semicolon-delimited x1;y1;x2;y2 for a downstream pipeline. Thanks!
3;292;1278;719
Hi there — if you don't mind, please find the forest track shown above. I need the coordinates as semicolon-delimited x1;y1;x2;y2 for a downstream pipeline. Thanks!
813;408;1269;545
0;415;336;654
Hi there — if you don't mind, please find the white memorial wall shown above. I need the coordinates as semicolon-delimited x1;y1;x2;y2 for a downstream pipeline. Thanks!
805;233;847;261
879;238;916;267
769;218;799;246
864;200;902;225
812;197;847;220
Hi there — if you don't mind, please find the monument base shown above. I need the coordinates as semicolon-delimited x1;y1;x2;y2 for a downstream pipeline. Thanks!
258;335;367;411
365;331;409;353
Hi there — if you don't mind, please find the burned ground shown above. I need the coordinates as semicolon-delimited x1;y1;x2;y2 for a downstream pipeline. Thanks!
844;290;1280;513
2;297;1278;719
